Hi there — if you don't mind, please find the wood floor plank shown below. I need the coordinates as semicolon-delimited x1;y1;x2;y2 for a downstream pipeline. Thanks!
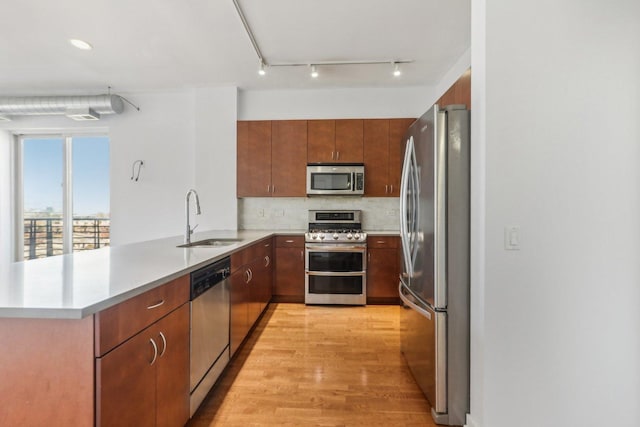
187;303;436;426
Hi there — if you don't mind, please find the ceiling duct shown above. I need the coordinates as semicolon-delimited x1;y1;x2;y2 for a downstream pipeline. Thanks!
0;94;125;121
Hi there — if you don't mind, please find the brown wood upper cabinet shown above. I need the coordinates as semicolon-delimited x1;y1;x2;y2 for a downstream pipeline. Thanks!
308;119;363;163
272;120;307;196
437;68;471;109
237;121;272;197
237;120;307;197
364;118;414;197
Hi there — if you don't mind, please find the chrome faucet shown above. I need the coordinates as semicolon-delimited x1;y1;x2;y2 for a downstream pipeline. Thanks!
185;189;202;244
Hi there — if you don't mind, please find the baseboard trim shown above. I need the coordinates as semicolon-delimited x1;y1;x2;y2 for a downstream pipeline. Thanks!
464;413;478;427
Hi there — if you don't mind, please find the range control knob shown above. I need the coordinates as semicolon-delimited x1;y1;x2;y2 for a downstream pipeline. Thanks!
332;233;339;240
319;234;325;240
354;233;361;240
346;233;353;240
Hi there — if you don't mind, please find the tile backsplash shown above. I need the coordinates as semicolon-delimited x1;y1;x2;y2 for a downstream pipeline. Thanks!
239;197;399;231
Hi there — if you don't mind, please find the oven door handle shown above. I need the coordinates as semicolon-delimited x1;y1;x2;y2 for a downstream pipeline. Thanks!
306;271;365;277
305;245;366;252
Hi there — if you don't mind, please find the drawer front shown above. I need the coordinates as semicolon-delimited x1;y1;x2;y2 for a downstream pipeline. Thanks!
367;236;400;249
95;275;190;356
275;235;304;248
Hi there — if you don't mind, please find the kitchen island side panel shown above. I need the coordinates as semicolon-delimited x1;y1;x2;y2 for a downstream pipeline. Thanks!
0;316;94;427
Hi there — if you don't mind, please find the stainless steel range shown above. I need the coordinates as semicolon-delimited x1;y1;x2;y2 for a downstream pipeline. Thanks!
304;210;367;305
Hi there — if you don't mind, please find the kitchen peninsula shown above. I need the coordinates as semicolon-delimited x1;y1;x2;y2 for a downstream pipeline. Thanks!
0;229;277;426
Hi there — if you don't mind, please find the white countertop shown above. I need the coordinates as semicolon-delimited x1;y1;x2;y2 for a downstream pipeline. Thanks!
0;228;396;320
0;230;276;320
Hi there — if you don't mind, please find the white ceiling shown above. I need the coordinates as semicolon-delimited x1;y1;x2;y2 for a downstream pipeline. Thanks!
0;0;470;94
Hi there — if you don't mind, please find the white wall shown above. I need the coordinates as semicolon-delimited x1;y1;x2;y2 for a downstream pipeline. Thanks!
238;85;434;120
0;87;238;252
194;87;238;231
110;87;239;245
471;1;640;427
109;90;196;245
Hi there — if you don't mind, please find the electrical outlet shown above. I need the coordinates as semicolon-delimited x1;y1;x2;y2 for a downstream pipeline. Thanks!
387;209;397;217
257;208;265;217
273;209;285;217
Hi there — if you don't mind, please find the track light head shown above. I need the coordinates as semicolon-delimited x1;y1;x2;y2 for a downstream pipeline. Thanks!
310;65;319;78
393;62;401;77
258;61;266;76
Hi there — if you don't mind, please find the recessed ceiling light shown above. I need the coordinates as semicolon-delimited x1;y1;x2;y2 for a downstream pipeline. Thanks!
69;39;93;50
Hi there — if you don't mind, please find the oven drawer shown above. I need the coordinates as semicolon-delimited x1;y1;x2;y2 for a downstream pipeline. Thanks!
305;245;367;274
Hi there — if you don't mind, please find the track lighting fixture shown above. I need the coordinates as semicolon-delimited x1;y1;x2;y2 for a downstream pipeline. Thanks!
232;0;412;81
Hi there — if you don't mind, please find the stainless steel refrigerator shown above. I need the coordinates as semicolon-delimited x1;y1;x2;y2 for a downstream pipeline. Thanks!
399;104;470;426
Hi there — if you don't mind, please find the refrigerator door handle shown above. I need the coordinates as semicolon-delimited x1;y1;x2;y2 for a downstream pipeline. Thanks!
399;282;431;320
434;109;448;308
399;136;414;277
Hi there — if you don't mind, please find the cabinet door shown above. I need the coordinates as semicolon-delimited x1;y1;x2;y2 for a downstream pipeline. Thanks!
335;119;363;163
388;118;415;197
272;120;307;196
155;303;190;427
237;121;272;197
364;119;390;197
367;236;401;304
274;247;305;302
96;328;156;427
307;120;335;163
247;261;262;327
259;246;273;313
230;268;250;356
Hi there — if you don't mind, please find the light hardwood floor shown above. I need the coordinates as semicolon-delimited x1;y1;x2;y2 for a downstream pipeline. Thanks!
187;303;436;426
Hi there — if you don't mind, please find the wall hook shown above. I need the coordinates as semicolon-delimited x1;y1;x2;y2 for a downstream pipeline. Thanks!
131;160;144;181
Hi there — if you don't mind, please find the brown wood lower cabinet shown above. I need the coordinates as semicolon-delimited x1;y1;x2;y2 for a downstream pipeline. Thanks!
367;236;401;305
230;238;273;356
273;235;305;303
96;303;190;427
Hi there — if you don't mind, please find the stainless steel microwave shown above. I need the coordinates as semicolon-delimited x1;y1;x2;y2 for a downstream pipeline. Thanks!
306;164;365;196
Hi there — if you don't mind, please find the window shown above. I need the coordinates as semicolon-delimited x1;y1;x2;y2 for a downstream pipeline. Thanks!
16;134;110;260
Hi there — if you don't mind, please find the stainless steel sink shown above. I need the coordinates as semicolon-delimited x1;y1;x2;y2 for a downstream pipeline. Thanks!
177;238;242;248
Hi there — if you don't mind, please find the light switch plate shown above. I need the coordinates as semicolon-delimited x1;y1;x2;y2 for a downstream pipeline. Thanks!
504;226;520;250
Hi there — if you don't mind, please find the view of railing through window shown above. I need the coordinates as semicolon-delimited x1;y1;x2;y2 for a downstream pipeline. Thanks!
23;216;110;259
20;135;110;261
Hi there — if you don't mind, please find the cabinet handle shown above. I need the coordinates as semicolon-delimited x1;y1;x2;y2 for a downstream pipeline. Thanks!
272;185;275;193
149;338;158;366
249;268;253;282
300;250;304;261
245;269;251;283
385;185;388;194
267;184;271;193
368;252;370;262
265;255;270;267
331;151;335;160
377;240;385;244
285;239;294;243
158;332;167;357
146;300;164;310
390;185;393;194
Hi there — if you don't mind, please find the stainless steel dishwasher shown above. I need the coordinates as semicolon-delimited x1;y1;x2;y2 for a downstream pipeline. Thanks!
189;256;230;417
